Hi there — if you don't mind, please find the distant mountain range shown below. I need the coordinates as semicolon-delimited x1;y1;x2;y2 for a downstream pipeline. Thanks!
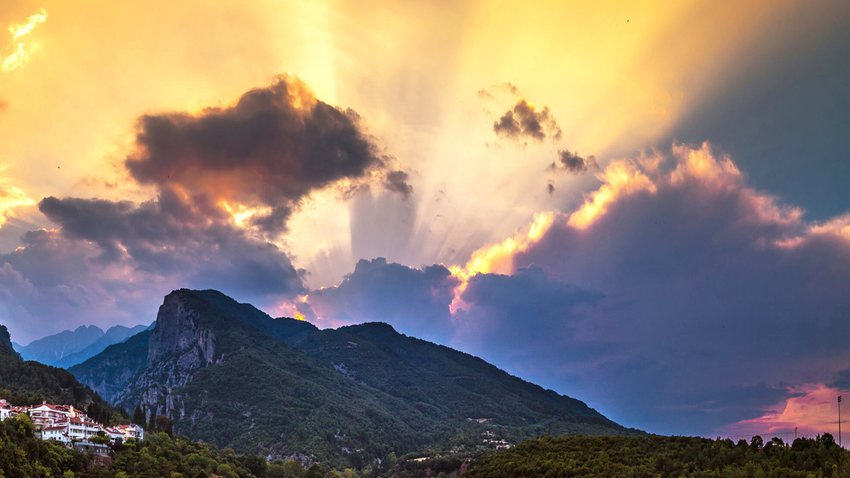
69;289;642;467
13;323;152;368
0;324;124;419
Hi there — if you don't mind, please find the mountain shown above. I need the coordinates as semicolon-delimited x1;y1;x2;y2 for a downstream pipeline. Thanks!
15;325;104;365
53;324;151;369
70;289;640;467
15;323;150;368
68;330;152;404
0;324;125;422
0;326;17;358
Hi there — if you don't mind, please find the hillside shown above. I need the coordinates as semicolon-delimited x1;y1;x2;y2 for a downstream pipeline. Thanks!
68;330;152;403
462;434;850;478
0;325;126;423
70;289;640;467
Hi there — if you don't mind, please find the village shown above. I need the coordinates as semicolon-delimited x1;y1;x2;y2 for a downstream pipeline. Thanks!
0;398;143;454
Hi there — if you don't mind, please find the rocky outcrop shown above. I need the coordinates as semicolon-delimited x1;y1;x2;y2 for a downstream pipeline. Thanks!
114;290;217;418
0;325;20;359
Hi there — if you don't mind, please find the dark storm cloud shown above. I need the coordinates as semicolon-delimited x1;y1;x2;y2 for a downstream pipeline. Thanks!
1;76;410;342
493;98;562;142
38;192;303;296
548;149;599;175
301;144;850;436
383;170;413;199
491;146;850;434
830;370;850;390
454;265;603;353
125;76;403;233
307;258;459;344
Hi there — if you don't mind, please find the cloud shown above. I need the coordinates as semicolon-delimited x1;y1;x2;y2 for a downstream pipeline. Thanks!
0;164;35;229
477;82;521;100
295;142;850;436
125;76;404;233
305;258;459;344
1;77;413;342
37;192;303;295
493;98;562;142
2;9;48;75
548;149;599;175
453;265;603;355
0;99;7;112
383;170;413;199
474;143;850;434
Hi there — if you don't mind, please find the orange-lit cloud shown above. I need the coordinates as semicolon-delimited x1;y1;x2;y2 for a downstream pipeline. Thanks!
568;160;656;229
720;384;844;439
1;8;47;74
448;211;556;313
0;164;35;228
124;76;408;235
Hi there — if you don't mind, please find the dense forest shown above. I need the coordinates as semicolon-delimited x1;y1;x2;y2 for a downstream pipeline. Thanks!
5;409;850;478
464;434;850;478
0;414;369;478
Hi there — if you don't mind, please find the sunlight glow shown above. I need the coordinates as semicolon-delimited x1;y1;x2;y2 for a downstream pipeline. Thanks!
448;211;556;313
720;384;845;438
2;9;47;74
0;164;35;228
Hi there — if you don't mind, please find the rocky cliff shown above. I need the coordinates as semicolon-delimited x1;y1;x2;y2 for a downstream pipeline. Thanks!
115;290;219;419
70;288;641;467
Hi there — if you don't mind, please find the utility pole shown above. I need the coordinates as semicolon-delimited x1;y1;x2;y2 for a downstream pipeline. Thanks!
839;395;843;448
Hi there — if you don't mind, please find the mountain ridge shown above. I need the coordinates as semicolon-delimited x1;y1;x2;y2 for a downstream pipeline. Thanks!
70;288;641;467
14;323;150;368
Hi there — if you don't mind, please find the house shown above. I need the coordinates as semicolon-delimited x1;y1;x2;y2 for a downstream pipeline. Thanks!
0;399;18;421
114;423;145;441
63;416;103;441
103;426;126;442
4;398;145;450
26;401;85;428
41;425;71;444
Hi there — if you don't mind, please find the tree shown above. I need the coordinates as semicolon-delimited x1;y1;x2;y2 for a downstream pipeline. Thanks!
90;430;110;445
86;402;102;422
751;435;764;450
132;405;145;427
155;415;174;438
243;454;268;477
305;464;327;478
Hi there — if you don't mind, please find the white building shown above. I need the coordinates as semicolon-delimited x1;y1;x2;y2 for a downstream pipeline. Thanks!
41;425;71;444
27;402;84;428
0;399;19;421
114;423;145;441
3;399;144;448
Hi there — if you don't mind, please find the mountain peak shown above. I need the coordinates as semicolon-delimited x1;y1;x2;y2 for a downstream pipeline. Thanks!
74;324;104;334
0;324;18;358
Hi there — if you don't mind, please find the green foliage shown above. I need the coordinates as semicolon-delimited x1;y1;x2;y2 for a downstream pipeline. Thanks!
0;328;128;423
87;290;638;470
0;415;81;478
154;416;173;438
463;434;850;478
132;406;145;428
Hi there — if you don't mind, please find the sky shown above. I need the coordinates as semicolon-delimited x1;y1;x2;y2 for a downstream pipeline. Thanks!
1;0;849;439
